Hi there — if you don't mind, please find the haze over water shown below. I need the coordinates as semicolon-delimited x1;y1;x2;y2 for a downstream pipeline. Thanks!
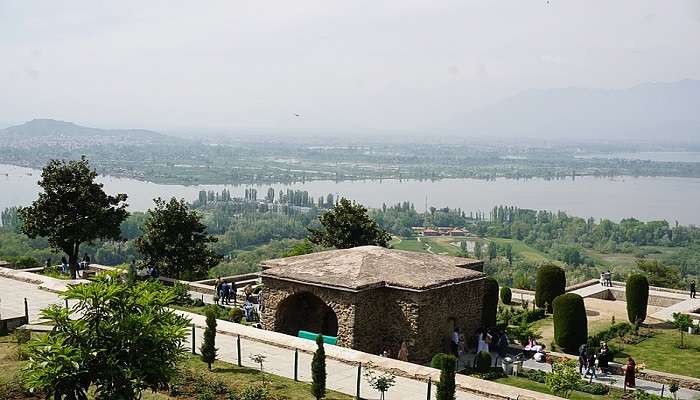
3;164;700;225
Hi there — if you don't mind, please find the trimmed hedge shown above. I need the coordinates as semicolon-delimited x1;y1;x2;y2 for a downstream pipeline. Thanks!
482;278;499;328
626;274;649;324
535;264;566;313
553;293;588;353
475;351;492;373
500;286;512;305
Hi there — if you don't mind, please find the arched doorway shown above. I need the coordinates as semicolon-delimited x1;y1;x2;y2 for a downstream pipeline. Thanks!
275;292;339;337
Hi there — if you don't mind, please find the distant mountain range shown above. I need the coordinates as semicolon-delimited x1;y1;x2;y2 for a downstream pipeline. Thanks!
456;79;700;143
0;119;172;144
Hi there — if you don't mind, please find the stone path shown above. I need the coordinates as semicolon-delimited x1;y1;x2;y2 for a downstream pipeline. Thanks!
650;297;700;321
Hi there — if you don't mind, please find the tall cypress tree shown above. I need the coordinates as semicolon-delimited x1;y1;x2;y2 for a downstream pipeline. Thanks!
200;306;218;371
433;354;456;400
311;335;327;399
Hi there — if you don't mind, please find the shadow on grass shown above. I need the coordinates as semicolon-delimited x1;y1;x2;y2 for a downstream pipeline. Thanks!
211;367;258;375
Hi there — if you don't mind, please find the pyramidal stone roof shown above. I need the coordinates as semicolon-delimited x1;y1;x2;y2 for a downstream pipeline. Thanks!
260;246;484;291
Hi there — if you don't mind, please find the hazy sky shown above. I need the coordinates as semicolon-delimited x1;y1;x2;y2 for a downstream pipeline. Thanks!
1;0;699;136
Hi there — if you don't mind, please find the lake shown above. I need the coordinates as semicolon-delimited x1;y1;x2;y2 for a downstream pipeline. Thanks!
2;163;700;225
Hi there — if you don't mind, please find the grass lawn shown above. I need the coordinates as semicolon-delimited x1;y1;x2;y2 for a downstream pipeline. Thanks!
391;237;427;252
143;356;353;400
610;327;700;379
0;335;25;386
493;376;625;400
490;238;557;264
493;376;622;400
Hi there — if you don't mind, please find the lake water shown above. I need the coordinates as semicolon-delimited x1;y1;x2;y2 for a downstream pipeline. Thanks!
2;163;700;225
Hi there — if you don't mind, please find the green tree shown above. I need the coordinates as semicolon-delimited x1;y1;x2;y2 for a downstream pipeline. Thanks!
311;335;326;400
136;197;222;280
282;238;315;257
481;278;499;328
308;198;390;249
672;312;693;348
545;359;581;398
487;241;498;260
535;264;566;313
474;241;483;259
431;353;456;400
504;243;513;265
18;157;128;279
200;306;218;370
363;361;396;400
626;274;649;324
500;286;512;305
24;274;189;400
553;293;588;353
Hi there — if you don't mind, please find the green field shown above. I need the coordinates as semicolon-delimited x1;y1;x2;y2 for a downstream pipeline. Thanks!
610;327;700;379
489;238;556;264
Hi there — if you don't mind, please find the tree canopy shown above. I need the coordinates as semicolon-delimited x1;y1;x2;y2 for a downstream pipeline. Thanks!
308;198;390;249
136;197;222;280
18;157;128;278
24;274;189;400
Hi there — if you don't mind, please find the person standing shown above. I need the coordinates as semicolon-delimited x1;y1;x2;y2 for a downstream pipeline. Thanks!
584;351;598;380
578;344;588;374
397;341;409;362
222;282;231;305
214;277;222;305
60;256;68;274
691;280;696;299
624;357;636;388
598;342;609;374
451;328;460;357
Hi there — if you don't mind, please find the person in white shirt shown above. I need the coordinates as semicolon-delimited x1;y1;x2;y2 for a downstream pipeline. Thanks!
451;328;460;357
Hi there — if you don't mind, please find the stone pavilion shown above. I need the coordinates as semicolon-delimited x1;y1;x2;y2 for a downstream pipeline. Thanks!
260;246;486;363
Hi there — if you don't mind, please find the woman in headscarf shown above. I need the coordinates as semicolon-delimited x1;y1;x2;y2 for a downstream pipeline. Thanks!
397;341;409;362
624;356;636;388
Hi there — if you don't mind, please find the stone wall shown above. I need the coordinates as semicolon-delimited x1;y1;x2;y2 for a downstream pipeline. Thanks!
413;278;486;363
353;288;421;358
262;276;486;364
261;277;357;347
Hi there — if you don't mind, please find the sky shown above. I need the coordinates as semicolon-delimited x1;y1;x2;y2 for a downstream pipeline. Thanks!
1;0;699;137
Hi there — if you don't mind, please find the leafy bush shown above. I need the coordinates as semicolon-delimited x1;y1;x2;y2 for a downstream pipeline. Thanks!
228;308;244;322
520;369;546;383
553;293;587;353
482;278;499;328
578;382;609;395
170;282;194;306
626;274;649;324
475;351;492;372
229;385;271;400
588;322;632;348
535;264;566;312
545;360;581;398
500;286;512;305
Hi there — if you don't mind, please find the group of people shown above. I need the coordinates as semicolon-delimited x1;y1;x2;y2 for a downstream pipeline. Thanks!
599;270;612;286
524;336;548;362
449;327;510;359
214;277;236;305
577;343;609;379
56;254;91;276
